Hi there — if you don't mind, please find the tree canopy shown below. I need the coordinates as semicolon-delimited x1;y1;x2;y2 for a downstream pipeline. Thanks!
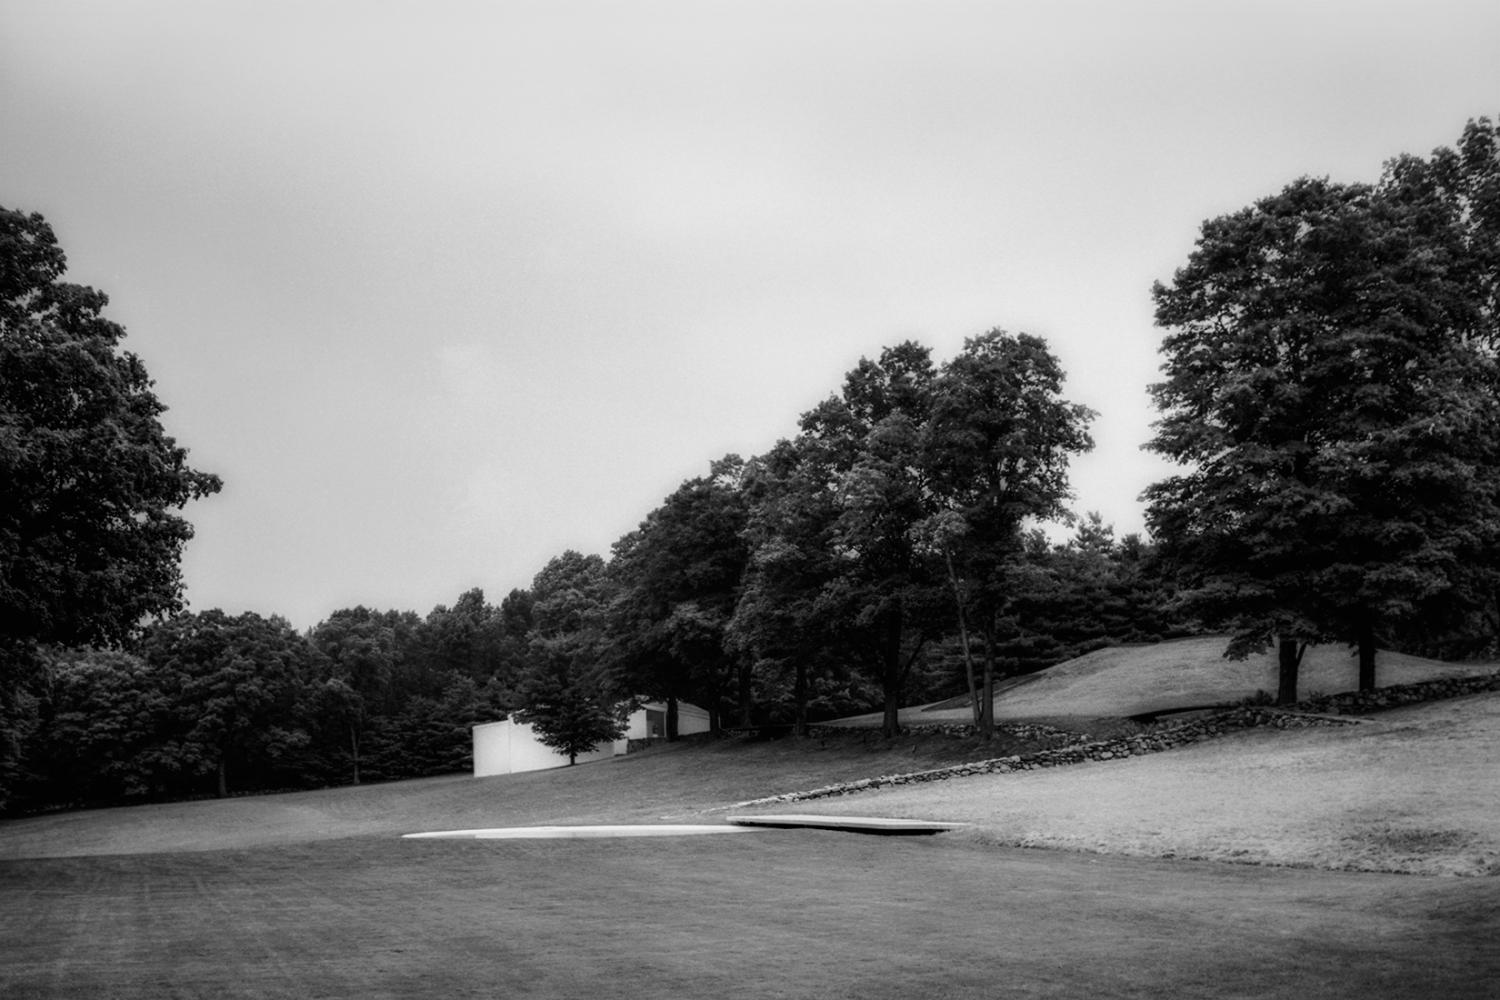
1;208;221;659
1;207;221;808
1146;130;1500;700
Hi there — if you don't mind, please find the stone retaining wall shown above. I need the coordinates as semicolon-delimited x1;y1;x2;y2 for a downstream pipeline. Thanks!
730;671;1500;809
1298;671;1500;715
804;721;1086;744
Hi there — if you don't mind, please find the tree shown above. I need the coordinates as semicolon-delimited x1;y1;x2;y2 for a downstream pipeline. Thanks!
413;588;510;685
307;606;418;785
918;330;1094;734
0;208;221;661
513;640;629;765
727;444;846;736
23;647;185;806
0;207;220;809
513;551;628;764
138;610;311;797
1146;173;1500;701
606;455;751;733
774;343;946;738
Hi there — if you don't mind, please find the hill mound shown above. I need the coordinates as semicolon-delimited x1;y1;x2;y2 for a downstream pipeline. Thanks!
831;636;1491;726
759;689;1500;876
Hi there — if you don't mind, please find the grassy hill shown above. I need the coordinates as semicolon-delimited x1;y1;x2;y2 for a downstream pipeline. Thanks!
831;634;1494;725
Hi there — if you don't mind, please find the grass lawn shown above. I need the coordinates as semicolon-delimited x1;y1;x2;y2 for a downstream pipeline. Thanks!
834;635;1498;724
4;645;1500;998
754;692;1500;876
4;832;1498;999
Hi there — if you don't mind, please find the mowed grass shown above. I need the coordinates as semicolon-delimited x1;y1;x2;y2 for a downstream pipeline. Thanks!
835;635;1496;724
0;728;1067;859
4;642;1500;998
753;691;1500;876
5;832;1499;999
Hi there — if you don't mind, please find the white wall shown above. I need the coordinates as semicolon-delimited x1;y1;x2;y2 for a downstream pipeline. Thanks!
471;718;623;777
623;700;712;740
472;701;712;777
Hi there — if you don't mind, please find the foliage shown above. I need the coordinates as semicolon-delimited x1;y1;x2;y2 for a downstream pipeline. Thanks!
0;207;221;660
1146;161;1500;699
305;606;419;784
0;208;220;808
25;647;184;805
733;344;949;737
918;330;1095;731
605;456;751;732
361;674;509;780
513;638;629;765
512;551;629;764
137;610;313;797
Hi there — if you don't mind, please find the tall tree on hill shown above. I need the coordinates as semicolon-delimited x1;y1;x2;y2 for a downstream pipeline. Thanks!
727;443;843;736
1146;170;1500;702
734;344;946;738
918;331;1094;736
606;455;751;734
0;208;221;807
1376;116;1500;658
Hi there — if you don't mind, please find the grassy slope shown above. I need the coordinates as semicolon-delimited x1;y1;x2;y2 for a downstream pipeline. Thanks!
834;635;1493;724
0;727;1066;859
747;691;1500;875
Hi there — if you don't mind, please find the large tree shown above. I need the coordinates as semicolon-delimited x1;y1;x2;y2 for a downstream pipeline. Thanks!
0;207;220;809
1146;171;1500;701
918;330;1094;735
606;455;751;734
1;208;221;662
734;344;945;738
513;551;628;764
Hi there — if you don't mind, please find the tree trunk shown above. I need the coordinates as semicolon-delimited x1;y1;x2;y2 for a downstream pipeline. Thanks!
349;725;361;786
216;754;228;799
1276;636;1303;706
1357;616;1377;692
978;623;997;739
792;659;808;738
880;610;903;739
741;659;756;731
943;548;981;726
737;659;754;729
666;695;680;742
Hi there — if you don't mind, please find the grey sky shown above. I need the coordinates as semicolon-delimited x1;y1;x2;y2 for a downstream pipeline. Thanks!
3;0;1497;628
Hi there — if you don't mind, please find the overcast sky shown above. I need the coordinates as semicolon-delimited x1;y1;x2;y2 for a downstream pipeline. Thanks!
3;1;1497;629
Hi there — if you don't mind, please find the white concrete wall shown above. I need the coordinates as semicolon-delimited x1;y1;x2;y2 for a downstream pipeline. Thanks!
471;718;621;777
472;701;713;777
622;700;713;739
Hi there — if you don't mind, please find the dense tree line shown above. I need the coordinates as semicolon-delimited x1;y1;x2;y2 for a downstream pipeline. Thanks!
3;328;1176;811
6;116;1499;813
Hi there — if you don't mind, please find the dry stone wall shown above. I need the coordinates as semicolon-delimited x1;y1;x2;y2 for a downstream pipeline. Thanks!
731;671;1500;809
